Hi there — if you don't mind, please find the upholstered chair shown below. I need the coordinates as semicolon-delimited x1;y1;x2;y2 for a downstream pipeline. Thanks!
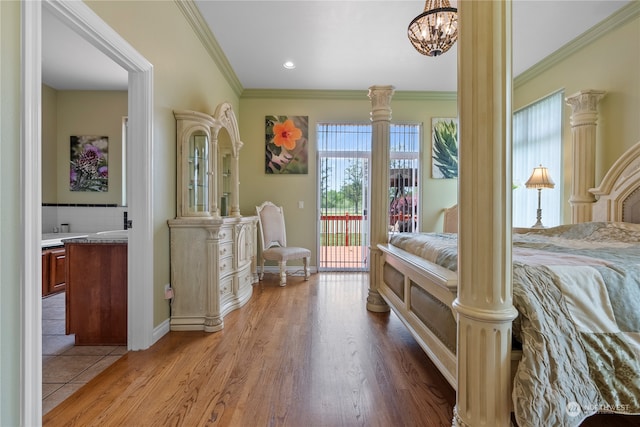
256;201;311;286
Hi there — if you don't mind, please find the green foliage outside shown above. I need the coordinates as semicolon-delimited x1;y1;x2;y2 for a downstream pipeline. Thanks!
320;232;365;246
320;159;367;213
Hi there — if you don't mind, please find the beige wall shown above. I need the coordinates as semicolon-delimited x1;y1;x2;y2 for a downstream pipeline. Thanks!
42;84;59;202
239;92;458;266
1;1;22;423
86;0;240;326
514;11;640;224
42;86;127;205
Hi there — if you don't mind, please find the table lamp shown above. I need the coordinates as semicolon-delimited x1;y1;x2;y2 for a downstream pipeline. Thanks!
525;165;555;228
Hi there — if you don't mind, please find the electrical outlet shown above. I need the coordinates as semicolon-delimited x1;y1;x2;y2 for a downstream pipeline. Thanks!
298;201;304;209
164;283;174;300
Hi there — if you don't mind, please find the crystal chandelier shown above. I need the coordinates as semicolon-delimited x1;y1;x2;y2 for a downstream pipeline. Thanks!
408;0;458;57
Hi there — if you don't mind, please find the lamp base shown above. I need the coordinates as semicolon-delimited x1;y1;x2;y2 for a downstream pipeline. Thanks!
531;206;545;228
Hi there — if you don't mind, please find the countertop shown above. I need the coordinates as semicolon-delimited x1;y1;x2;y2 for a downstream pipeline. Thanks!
63;230;129;244
42;233;88;248
42;230;128;248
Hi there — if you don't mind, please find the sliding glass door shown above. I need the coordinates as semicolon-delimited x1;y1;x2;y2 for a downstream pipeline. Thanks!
317;123;370;271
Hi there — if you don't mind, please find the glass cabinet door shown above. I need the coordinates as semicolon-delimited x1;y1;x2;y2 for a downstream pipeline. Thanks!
189;131;209;213
220;151;231;216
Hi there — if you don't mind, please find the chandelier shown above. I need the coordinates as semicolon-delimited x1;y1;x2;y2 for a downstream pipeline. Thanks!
408;0;458;57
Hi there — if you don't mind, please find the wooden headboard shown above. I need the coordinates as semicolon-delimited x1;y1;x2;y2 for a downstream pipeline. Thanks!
591;141;640;223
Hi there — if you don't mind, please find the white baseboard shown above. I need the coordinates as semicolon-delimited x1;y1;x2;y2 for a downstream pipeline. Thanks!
152;318;170;345
259;266;318;275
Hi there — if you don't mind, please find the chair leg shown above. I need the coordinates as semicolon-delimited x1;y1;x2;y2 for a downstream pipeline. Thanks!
304;257;310;280
278;261;287;286
259;257;265;281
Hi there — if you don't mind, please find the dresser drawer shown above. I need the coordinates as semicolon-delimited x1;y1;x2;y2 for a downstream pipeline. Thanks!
219;275;233;297
218;241;233;258
219;255;234;276
218;227;233;243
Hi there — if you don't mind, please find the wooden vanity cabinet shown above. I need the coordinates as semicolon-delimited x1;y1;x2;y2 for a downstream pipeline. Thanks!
42;246;66;297
65;242;127;345
42;251;50;297
48;247;67;294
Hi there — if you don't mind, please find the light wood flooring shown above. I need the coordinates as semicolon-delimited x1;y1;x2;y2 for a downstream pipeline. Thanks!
43;273;454;426
43;273;639;427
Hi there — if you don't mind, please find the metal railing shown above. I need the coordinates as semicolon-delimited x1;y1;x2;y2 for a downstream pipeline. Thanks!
320;213;366;247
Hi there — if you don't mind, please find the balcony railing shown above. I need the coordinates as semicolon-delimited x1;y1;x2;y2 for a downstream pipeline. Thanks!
320;213;367;270
320;213;365;247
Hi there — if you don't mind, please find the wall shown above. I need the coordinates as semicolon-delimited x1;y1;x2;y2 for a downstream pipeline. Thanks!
51;89;127;205
42;84;58;201
86;0;241;327
0;1;22;423
239;91;458;267
514;6;640;224
41;86;128;233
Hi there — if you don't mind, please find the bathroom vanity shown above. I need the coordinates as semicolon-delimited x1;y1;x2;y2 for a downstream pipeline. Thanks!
41;233;88;297
64;231;128;345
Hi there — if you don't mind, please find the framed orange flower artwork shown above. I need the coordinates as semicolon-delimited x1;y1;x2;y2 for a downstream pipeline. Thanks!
265;115;308;174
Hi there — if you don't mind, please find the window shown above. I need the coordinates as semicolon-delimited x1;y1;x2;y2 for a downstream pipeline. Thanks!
390;123;421;233
317;123;371;270
513;91;563;228
316;122;422;270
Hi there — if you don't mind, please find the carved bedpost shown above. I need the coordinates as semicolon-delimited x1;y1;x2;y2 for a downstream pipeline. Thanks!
453;1;517;426
565;89;606;223
367;85;394;313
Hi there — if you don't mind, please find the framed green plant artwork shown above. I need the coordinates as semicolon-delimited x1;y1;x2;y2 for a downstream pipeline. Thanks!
431;118;458;179
265;115;309;174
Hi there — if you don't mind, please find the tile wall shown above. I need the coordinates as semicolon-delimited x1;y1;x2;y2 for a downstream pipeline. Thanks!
42;205;128;234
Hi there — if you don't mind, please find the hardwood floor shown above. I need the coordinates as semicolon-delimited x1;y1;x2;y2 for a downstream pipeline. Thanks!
43;272;640;427
43;273;455;426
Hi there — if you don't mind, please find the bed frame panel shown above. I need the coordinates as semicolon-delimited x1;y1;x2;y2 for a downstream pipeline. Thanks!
378;243;458;387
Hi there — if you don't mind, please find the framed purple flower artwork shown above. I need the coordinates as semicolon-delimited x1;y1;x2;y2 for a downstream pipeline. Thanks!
70;135;109;192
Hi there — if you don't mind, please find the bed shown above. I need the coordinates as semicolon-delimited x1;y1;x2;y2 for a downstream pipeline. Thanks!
375;132;640;427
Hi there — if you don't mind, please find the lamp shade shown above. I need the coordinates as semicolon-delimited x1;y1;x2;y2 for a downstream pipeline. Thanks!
525;165;555;189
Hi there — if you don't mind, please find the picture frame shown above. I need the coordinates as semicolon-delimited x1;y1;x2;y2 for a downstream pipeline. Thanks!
431;117;458;179
265;115;309;174
70;135;109;191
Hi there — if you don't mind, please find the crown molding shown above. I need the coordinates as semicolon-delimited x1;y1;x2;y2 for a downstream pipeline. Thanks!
175;0;243;97
176;0;637;100
241;89;457;101
515;1;640;89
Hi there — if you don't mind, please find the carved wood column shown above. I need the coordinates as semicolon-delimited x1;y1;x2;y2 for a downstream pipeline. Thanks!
210;135;220;218
230;153;241;217
367;85;394;313
453;2;517;426
565;89;606;223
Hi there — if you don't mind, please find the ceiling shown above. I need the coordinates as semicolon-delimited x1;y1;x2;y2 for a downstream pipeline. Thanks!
42;0;631;92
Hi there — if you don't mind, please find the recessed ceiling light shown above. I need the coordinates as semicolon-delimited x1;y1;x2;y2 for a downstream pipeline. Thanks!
283;61;296;70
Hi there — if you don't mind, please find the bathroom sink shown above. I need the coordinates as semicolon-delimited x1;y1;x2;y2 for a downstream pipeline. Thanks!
91;230;129;240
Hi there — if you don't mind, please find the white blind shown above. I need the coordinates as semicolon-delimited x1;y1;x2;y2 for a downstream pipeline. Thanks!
512;91;563;228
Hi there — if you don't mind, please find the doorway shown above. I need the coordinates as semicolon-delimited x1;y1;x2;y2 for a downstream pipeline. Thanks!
23;1;153;423
317;123;371;271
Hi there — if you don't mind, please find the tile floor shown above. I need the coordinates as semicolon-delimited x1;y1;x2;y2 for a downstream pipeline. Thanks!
42;292;127;415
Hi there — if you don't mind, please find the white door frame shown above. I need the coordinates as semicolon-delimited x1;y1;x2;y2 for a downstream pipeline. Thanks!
22;1;154;423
